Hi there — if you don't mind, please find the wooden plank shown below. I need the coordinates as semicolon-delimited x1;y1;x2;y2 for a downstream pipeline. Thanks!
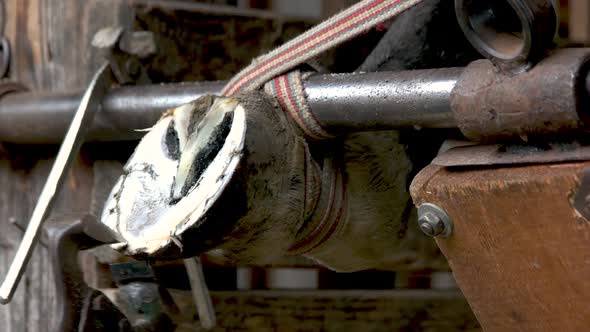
410;162;590;331
164;289;480;331
0;146;95;331
5;0;132;90
2;1;131;328
0;152;30;332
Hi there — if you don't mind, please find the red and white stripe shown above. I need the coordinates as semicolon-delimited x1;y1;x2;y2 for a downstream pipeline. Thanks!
264;71;333;140
221;0;424;96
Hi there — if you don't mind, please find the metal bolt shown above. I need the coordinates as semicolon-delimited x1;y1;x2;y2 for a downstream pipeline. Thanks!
418;212;442;236
417;203;453;238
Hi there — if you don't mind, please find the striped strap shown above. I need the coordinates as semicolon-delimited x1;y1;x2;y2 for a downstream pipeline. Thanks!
220;0;424;96
264;71;333;140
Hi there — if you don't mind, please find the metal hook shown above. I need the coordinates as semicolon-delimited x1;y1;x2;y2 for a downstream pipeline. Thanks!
0;63;113;304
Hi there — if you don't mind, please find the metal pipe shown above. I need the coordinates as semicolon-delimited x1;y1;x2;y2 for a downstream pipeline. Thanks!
0;82;226;143
306;68;460;133
0;69;460;143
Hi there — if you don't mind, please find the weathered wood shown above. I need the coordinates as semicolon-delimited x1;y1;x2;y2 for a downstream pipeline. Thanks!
3;1;130;330
0;146;95;331
0;152;30;332
166;289;480;331
410;162;590;332
5;0;132;90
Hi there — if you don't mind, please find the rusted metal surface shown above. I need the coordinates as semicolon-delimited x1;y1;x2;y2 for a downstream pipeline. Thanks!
433;139;590;166
450;48;590;142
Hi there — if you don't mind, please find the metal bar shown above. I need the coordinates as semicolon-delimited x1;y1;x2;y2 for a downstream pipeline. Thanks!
0;81;225;143
184;257;216;330
0;69;460;143
306;68;460;133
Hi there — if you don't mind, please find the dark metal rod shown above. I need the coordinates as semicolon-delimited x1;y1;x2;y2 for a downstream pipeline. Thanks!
0;69;460;143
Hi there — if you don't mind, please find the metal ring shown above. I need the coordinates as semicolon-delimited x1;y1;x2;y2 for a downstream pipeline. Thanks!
455;0;557;70
0;37;10;78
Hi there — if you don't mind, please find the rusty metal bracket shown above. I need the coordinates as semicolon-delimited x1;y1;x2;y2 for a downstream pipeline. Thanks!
450;48;590;143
